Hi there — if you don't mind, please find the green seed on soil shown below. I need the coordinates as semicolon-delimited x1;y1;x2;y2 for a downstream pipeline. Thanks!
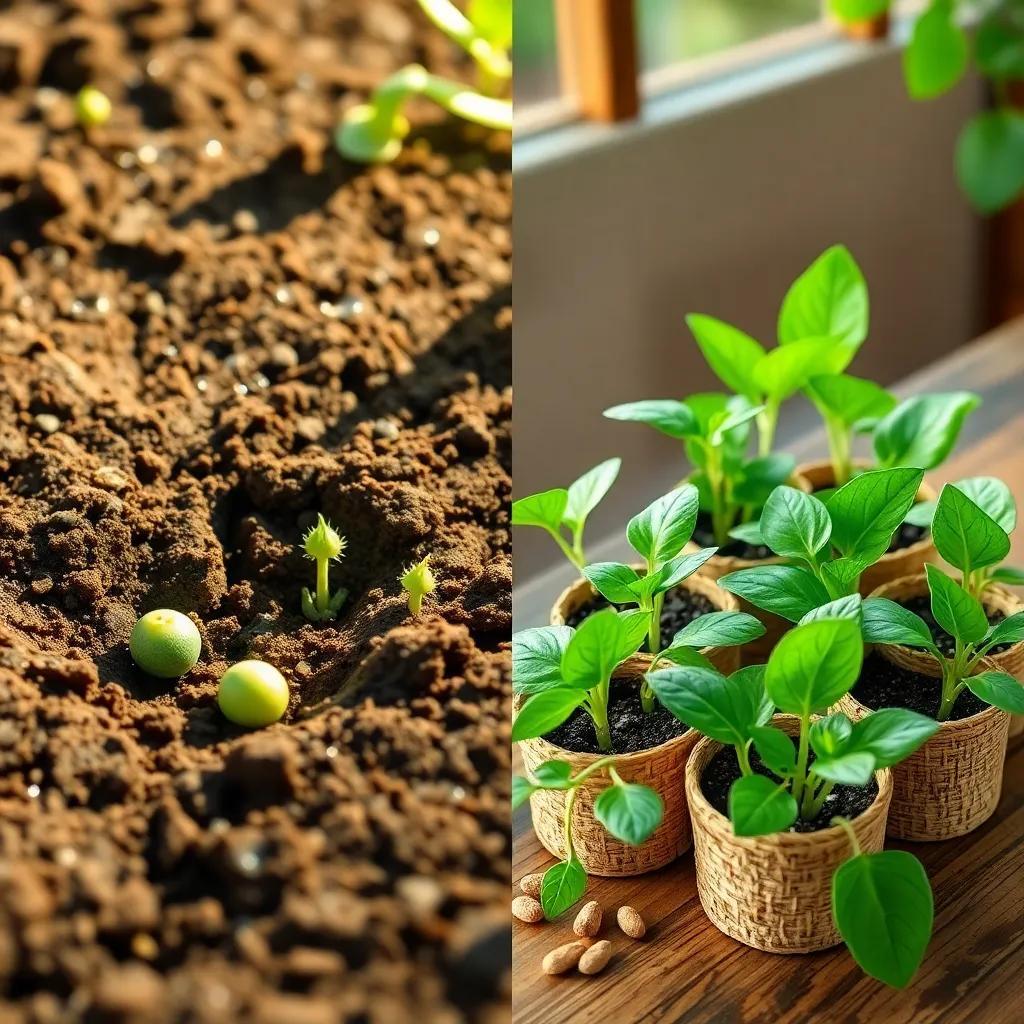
75;86;112;128
129;610;201;678
217;660;290;728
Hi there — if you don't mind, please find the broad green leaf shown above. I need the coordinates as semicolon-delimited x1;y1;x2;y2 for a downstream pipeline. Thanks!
564;458;620;532
683;392;730;433
932;484;1010;574
827;467;924;563
512;626;573;694
511;688;586;742
926;563;989;646
511;488;568;531
619;609;653;658
848;708;939;767
828;1;891;24
873;393;980;471
646;665;760;746
656;646;714;671
644;547;717;598
904;500;936;528
531;760;574;788
686;313;766;399
467;0;512;48
809;713;853;757
604;399;698;439
777;244;868;351
819;555;874;597
709;403;765;446
512;775;534;809
953;477;1016;533
749;725;797;777
594;781;664;846
862;598;938;653
799;594;863;626
966;671;1024;714
833;850;934;988
732;453;797;506
985;611;1024;648
956;109;1024;214
754;338;848;401
666;610;766;650
806;373;896;429
976;11;1024;79
540;857;587;920
627;486;700;565
728;521;765;546
719;565;832;623
582;562;640;604
728;774;798;837
733;663;774;726
810;751;875;786
561;609;637;688
760;486;831;563
765;618;864;716
991;566;1024;586
904;0;969;100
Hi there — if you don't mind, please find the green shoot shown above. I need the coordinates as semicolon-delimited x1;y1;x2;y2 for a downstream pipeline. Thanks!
400;555;436;616
301;514;348;621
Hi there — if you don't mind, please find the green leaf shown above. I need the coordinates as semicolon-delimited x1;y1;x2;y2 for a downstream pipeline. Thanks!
904;500;936;528
976;11;1024;79
806;373;896;429
561;609;638;689
904;0;969;100
728;774;798;837
594;782;664;846
777;244;868;351
809;713;853;757
734;663;775;726
603;399;699;439
966;671;1024;714
511;488;568;531
799;594;863;626
531;760;575;788
657;646;714;671
765;618;864;716
511;688;586;742
760;486;831;563
848;708;939;767
749;725;797;777
986;611;1024;649
732;453;797;506
666;610;766;650
754;338;848;401
956;109;1024;215
646;665;760;746
874;392;980;470
953;476;1017;534
644;547;718;598
627;485;700;566
862;598;937;653
828;1;891;24
719;565;831;623
833;850;933;988
827;467;924;563
709;403;765;446
810;751;875;786
540;857;587;920
582;562;640;604
926;563;989;646
512;626;573;694
728;521;765;546
818;555;874;597
467;0;512;48
512;775;534;810
618;609;653;656
564;458;620;532
991;566;1024;586
686;313;766;399
932;484;1010;574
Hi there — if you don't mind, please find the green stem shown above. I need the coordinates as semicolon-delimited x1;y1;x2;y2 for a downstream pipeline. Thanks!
546;527;586;574
824;416;853;487
316;557;330;614
735;741;753;776
803;776;836;820
757;398;780;457
791;714;811;804
571;755;617;787
588;678;613;752
832;815;861;857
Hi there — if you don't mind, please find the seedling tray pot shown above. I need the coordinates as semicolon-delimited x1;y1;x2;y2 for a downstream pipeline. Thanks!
685;716;892;953
516;658;698;876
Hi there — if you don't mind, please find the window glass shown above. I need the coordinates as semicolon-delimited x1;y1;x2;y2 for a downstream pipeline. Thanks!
514;0;561;107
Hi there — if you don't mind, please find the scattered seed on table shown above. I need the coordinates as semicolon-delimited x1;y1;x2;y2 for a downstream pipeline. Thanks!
617;906;646;939
519;873;544;898
573;901;602;938
578;940;613;976
542;941;587;976
511;896;544;923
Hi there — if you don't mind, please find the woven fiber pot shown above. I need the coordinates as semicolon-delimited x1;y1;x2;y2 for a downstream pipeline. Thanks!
516;657;697;876
686;715;891;953
838;643;1009;841
797;458;937;596
550;567;742;674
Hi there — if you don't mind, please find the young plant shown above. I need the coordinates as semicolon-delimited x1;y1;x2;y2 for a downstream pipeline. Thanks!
647;613;938;987
604;394;794;546
400;555;436;615
511;458;620;574
336;0;511;163
301;514;347;622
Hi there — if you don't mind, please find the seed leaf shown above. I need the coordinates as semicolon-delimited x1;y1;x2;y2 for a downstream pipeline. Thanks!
805;373;896;429
984;611;1024;648
511;488;568;532
512;626;573;694
728;774;798;837
583;562;641;604
627;486;700;565
873;393;980;471
561;609;640;689
966;671;1024;714
511;688;586;742
594;781;664;846
862;597;938;653
642;547;717;598
666;610;766;650
603;399;699;439
811;750;875;786
932;484;1010;574
847;708;939;767
531;759;575;789
541;857;587;920
646;666;760;746
750;725;797;776
953;476;1017;533
760;486;831;563
926;564;989;646
732;453;797;506
512;775;534;810
754;338;847;401
719;565;832;623
799;594;863;626
686;313;766;399
827;467;924;563
809;713;853;757
564;458;621;532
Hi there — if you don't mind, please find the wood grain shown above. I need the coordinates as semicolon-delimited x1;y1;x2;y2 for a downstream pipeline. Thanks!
512;320;1024;1023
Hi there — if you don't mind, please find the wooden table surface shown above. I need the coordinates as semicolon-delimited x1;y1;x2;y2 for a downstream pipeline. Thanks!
512;320;1024;1024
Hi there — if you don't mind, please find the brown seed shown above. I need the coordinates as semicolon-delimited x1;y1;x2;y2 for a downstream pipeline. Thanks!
542;941;587;975
578;939;613;975
617;905;646;939
573;900;602;938
511;896;544;923
519;873;544;899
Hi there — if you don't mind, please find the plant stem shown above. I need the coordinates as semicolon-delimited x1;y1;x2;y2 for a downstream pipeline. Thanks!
316;557;330;614
831;815;861;857
825;416;853;486
571;755;617;786
546;527;585;574
735;741;753;776
791;714;811;804
803;776;836;819
757;398;780;457
588;678;613;752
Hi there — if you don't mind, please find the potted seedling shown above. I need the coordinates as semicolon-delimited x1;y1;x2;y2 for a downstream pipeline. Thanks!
649;614;937;986
513;608;697;876
336;0;512;162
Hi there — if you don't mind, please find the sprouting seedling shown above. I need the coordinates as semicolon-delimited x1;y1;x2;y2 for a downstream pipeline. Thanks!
75;85;111;128
512;458;621;574
647;613;938;987
604;393;794;547
301;514;348;621
400;555;436;615
719;468;924;619
336;0;511;163
512;756;662;920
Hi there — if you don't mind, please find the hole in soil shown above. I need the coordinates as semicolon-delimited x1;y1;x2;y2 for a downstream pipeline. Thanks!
97;242;184;282
127;80;181;130
38;38;89;91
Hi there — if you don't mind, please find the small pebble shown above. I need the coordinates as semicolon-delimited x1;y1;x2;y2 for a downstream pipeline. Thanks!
233;209;258;233
34;414;61;434
268;343;299;368
511;896;543;924
372;418;399;441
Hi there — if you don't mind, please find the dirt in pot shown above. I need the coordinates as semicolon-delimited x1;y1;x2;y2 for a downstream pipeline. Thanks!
543;678;688;755
564;587;716;647
700;740;878;833
691;513;772;560
852;652;988;720
897;595;1009;655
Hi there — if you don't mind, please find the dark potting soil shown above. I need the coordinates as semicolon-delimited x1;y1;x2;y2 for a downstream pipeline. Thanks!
543;678;689;755
0;3;510;1020
691;511;772;560
852;652;988;720
898;594;1010;655
564;587;716;648
700;738;878;833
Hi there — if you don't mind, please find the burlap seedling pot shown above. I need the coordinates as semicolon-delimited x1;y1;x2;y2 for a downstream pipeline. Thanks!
796;458;937;596
516;657;697;876
869;573;1024;740
550;570;741;674
686;716;892;953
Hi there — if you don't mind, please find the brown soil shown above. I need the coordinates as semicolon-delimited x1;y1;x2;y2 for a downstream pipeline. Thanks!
0;2;511;1022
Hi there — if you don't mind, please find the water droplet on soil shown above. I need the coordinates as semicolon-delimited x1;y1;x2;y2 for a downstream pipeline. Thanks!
26;784;40;799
